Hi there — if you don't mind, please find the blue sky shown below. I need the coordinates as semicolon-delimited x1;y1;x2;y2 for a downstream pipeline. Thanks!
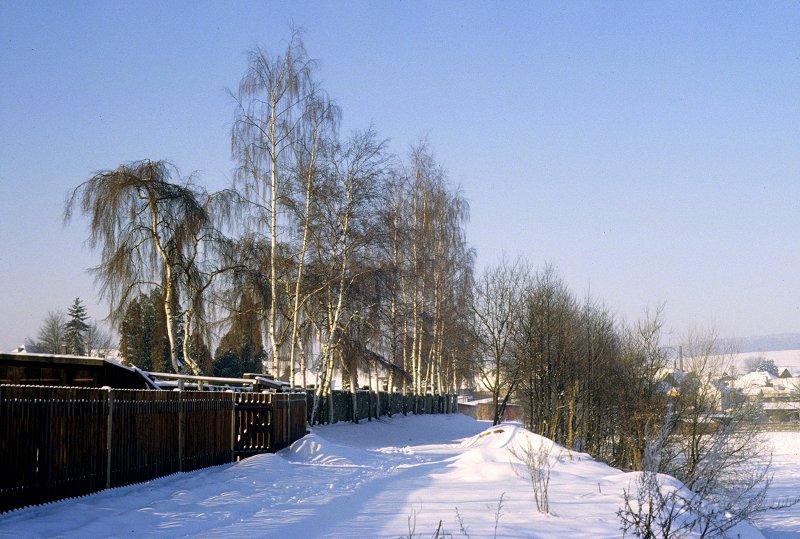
1;2;799;349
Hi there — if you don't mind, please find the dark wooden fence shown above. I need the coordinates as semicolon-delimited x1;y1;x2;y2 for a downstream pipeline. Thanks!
0;385;306;514
306;390;458;424
1;384;457;513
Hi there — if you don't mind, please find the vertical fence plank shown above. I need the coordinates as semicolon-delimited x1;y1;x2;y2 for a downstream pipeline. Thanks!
105;388;113;488
230;392;236;462
178;390;185;472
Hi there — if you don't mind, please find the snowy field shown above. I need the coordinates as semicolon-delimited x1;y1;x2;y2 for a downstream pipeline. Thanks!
0;414;797;538
752;432;800;538
716;349;800;376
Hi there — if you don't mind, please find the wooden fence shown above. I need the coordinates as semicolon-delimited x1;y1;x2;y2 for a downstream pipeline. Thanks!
306;390;459;424
0;385;306;514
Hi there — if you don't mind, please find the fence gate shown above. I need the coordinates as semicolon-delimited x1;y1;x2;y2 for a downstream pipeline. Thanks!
233;392;273;459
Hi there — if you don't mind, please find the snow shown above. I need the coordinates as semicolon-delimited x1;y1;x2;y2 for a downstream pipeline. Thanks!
752;432;800;538
731;370;800;398
0;414;794;538
724;349;800;377
735;371;781;395
672;349;800;380
459;396;494;405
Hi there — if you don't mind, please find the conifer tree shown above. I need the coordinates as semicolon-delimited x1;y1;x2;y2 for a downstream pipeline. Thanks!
119;294;155;370
65;298;90;355
119;298;144;364
189;333;214;375
213;293;265;378
150;288;178;373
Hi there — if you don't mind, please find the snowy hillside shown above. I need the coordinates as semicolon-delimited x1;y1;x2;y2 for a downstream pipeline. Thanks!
728;349;800;376
674;349;800;377
0;415;795;538
718;334;800;355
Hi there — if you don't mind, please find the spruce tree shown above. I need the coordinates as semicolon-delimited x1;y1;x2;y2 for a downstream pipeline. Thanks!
120;295;153;369
189;333;213;375
65;298;90;355
213;293;265;378
150;288;175;373
119;298;140;363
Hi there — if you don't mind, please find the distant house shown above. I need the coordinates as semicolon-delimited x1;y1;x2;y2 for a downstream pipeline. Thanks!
762;401;800;423
458;397;523;422
779;368;793;379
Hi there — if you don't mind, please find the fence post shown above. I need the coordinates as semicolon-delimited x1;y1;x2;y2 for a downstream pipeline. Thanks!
178;382;185;472
268;392;274;450
287;393;291;446
105;387;114;489
230;392;236;462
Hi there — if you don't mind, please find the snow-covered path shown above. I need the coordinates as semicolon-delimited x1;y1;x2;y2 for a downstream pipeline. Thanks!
0;414;792;538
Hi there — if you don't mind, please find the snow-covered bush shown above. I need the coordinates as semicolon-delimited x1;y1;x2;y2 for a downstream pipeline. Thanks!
619;403;798;538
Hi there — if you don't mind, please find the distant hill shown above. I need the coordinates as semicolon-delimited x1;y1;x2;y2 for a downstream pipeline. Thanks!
664;333;800;359
716;333;800;354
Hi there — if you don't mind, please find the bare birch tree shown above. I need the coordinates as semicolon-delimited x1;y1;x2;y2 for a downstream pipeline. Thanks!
309;129;387;424
231;31;318;378
283;91;339;387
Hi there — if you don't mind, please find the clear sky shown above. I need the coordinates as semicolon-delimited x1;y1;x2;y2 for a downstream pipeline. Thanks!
1;2;799;350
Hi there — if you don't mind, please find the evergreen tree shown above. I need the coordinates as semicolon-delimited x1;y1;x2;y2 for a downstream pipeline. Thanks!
213;331;243;378
758;358;779;377
150;288;178;373
213;330;266;378
65;298;90;355
189;333;214;375
213;293;265;378
118;290;180;372
119;295;154;370
119;298;142;363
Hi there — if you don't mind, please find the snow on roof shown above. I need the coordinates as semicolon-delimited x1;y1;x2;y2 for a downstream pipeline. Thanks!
656;367;687;382
734;370;777;388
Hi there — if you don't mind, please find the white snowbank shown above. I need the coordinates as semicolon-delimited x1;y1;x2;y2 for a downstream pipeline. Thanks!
286;433;387;469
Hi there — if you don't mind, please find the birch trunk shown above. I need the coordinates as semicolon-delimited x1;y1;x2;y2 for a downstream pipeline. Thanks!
147;192;181;373
268;95;280;379
288;120;318;388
